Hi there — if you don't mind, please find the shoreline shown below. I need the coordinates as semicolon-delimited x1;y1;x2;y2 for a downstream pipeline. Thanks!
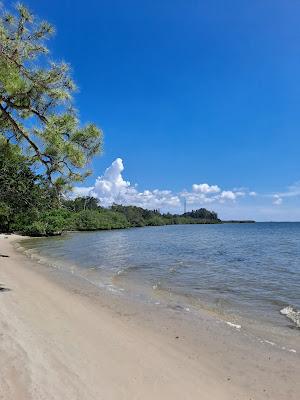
18;229;300;340
9;218;255;238
0;234;299;399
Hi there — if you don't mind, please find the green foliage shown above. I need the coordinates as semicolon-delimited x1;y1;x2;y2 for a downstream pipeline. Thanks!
13;208;72;236
110;204;220;227
146;215;167;226
0;138;51;207
0;3;103;196
62;196;100;212
0;139;54;232
74;209;129;231
111;204;162;227
73;210;102;231
41;209;73;233
22;221;48;237
0;201;12;232
183;208;219;221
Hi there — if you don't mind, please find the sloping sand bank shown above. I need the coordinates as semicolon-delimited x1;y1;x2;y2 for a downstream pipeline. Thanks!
0;234;299;400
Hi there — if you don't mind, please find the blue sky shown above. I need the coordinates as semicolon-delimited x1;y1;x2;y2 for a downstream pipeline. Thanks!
21;0;300;220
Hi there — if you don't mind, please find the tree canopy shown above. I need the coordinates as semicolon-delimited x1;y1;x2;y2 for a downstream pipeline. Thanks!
0;138;52;231
0;3;103;197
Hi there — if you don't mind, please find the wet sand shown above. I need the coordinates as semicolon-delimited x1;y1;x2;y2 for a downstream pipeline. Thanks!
0;234;299;399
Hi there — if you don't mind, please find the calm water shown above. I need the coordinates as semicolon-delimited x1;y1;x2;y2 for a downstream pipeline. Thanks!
21;223;300;329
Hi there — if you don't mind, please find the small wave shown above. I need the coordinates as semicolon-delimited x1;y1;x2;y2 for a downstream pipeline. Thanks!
106;284;124;294
14;244;25;252
280;306;300;328
226;321;241;330
114;265;141;278
264;340;275;346
152;281;161;290
168;261;185;274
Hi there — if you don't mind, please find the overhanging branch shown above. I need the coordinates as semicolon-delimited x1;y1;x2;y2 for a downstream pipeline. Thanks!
0;103;52;181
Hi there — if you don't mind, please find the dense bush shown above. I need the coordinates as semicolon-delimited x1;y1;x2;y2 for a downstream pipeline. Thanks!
146;215;167;226
183;208;219;221
14;209;72;236
0;202;11;232
74;209;129;231
23;221;48;237
4;201;220;236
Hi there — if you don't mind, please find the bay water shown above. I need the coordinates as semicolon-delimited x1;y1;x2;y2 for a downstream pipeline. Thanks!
20;223;300;332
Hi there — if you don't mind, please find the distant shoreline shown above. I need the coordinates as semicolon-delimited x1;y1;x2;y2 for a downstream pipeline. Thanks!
221;220;256;223
6;218;257;238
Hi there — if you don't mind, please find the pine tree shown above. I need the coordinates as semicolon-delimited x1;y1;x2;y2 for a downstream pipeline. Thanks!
0;3;103;199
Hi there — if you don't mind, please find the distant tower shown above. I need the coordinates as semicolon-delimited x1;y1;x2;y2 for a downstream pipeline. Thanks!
183;198;187;214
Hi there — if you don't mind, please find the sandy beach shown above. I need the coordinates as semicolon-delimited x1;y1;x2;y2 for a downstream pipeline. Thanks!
0;234;299;400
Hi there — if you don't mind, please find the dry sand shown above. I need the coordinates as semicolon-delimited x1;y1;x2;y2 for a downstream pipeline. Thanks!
0;234;299;400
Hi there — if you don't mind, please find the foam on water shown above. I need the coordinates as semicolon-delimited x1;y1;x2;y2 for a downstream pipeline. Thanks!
280;306;300;328
226;321;242;330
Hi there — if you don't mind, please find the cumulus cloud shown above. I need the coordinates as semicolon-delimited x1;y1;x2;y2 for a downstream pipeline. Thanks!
75;158;180;209
180;191;216;205
192;183;221;194
220;191;236;200
73;158;253;210
235;191;246;197
90;158;130;207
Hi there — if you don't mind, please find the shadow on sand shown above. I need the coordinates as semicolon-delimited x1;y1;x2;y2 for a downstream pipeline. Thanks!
0;284;11;292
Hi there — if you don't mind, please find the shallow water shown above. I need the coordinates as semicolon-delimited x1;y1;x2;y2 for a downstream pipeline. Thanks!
20;223;300;330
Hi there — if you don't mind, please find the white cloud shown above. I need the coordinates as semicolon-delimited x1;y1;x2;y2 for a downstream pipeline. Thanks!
181;191;217;205
220;190;236;200
71;186;94;197
249;191;257;196
73;158;255;210
75;158;181;209
192;183;220;194
117;187;181;209
90;158;131;207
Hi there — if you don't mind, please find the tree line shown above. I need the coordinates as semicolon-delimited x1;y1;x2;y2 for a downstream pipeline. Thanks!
0;140;220;235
